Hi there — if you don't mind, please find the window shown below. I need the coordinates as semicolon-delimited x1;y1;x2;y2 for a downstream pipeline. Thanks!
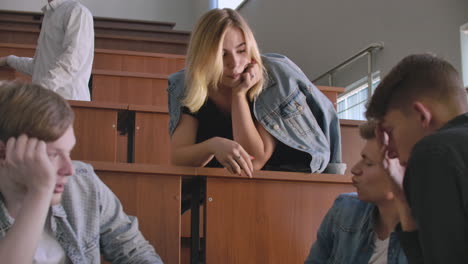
216;0;247;10
337;72;380;120
461;22;468;87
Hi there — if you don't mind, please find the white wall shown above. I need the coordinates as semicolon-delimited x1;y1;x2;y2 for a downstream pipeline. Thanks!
0;0;199;30
239;0;468;87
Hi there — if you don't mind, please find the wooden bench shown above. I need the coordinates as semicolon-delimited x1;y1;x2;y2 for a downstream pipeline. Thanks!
92;48;185;75
0;67;362;176
0;26;188;54
0;43;342;108
0;43;186;75
0;9;176;31
92;70;169;107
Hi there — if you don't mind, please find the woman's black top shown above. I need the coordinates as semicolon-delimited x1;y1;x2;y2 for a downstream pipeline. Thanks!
182;99;310;172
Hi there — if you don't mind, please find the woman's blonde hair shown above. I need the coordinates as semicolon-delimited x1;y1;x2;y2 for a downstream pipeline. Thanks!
183;8;266;112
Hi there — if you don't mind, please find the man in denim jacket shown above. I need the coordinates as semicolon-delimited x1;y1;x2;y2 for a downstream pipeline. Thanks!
305;121;407;263
0;82;163;263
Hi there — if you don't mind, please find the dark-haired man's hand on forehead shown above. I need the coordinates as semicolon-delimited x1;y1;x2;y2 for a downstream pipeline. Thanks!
375;125;405;199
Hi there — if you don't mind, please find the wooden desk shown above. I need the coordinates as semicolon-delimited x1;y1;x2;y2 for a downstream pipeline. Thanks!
339;119;366;175
90;161;192;264
93;48;185;75
91;70;168;107
199;168;354;264
69;101;129;162
0;43;186;76
129;104;171;165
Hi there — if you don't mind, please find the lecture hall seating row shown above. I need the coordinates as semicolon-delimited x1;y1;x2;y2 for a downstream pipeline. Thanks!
0;64;363;173
0;26;187;54
0;9;177;31
0;8;190;55
0;43;342;108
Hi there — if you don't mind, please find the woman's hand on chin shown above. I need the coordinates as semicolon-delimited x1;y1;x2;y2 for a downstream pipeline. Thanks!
232;61;260;96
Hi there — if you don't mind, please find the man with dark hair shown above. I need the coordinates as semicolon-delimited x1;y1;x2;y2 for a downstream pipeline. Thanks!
305;120;408;264
0;82;163;263
366;54;468;263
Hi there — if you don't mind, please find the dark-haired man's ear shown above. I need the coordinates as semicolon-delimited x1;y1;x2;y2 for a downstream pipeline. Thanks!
0;141;5;160
413;102;432;129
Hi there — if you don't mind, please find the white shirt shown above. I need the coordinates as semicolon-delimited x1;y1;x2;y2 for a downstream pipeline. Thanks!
33;221;68;264
7;0;94;101
369;233;390;264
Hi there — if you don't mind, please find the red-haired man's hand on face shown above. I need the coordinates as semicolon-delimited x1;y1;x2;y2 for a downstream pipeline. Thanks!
0;135;56;196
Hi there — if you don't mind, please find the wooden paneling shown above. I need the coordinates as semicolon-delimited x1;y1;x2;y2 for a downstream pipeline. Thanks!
0;43;186;76
94;34;187;54
0;9;176;30
92;71;168;107
0;27;40;46
131;105;171;164
70;101;128;162
340;119;366;175
0;66;31;82
91;162;190;264
94;19;174;31
0;43;35;57
317;85;345;109
201;169;354;264
93;49;185;75
94;27;190;41
0;27;188;54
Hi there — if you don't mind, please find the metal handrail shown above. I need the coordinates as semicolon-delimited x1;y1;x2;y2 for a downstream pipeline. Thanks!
312;42;384;84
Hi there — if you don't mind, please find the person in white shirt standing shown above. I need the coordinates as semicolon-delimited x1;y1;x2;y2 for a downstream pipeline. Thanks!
0;0;94;101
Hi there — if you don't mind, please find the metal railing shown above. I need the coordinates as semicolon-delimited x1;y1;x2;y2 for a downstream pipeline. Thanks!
312;42;384;101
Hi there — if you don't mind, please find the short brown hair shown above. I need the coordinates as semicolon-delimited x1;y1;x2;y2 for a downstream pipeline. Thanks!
366;54;464;120
359;120;377;140
0;82;74;142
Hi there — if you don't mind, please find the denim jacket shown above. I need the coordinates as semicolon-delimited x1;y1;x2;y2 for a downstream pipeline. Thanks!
305;193;407;264
167;53;345;174
0;161;163;264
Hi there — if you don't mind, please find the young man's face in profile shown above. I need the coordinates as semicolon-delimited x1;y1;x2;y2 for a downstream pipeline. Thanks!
351;138;393;203
46;125;76;205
